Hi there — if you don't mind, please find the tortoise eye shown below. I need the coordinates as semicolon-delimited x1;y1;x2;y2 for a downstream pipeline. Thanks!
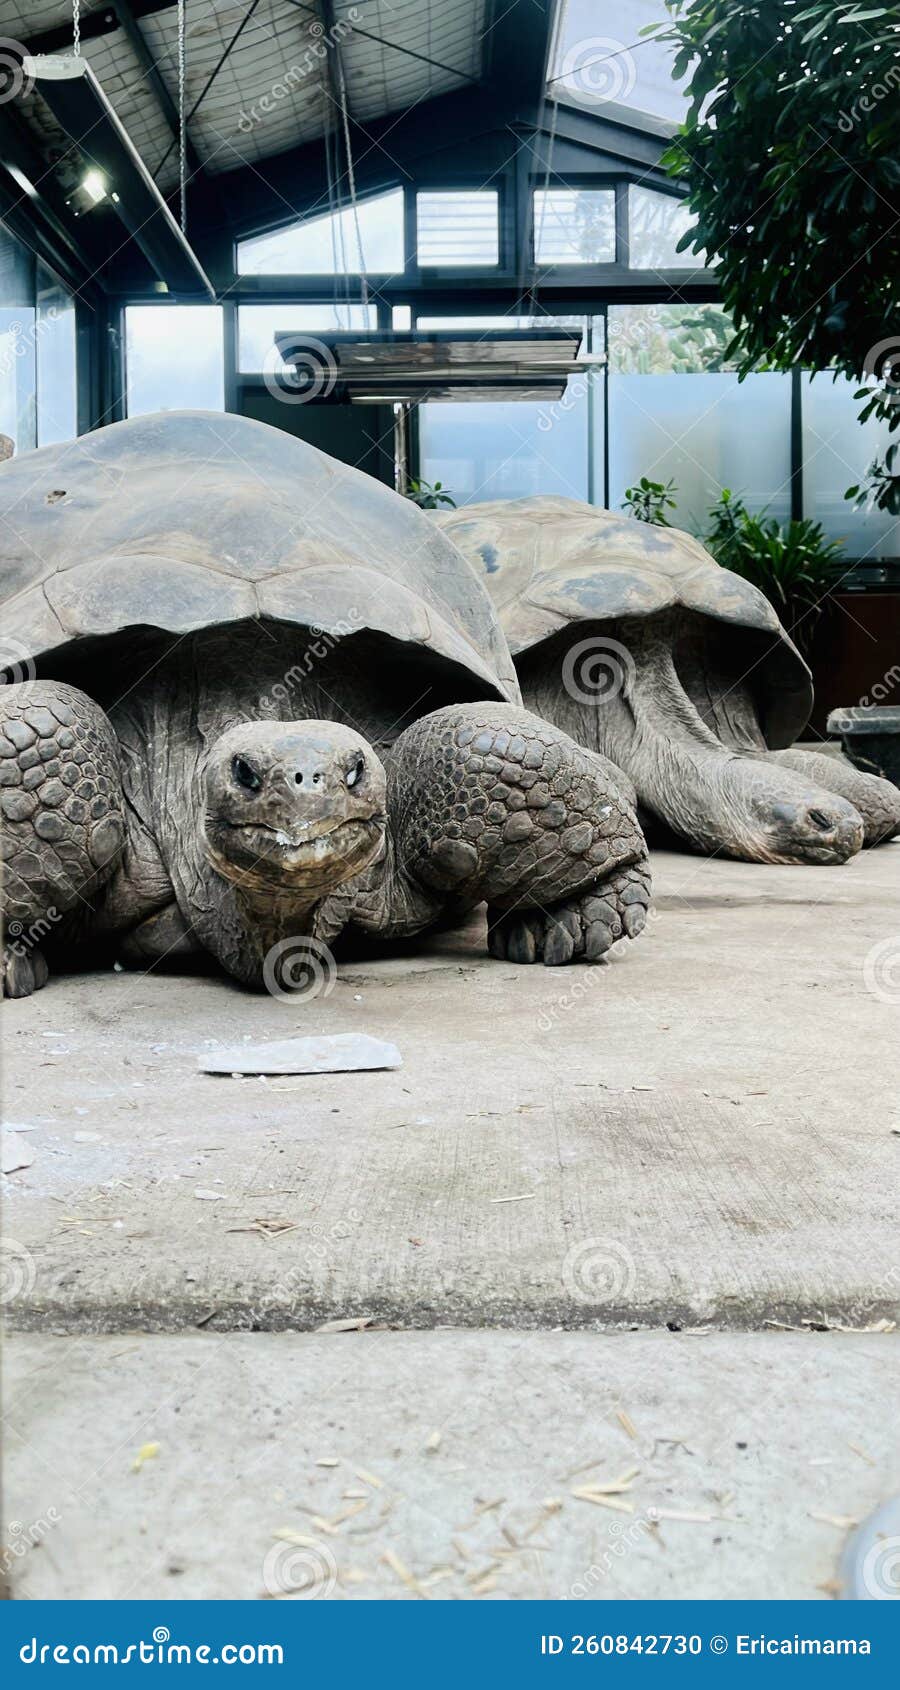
346;754;365;790
231;754;262;792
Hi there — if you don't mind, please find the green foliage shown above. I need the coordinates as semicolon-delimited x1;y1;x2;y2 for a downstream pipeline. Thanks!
705;491;846;652
622;476;678;523
405;477;456;510
845;438;900;513
658;1;900;509
609;304;737;374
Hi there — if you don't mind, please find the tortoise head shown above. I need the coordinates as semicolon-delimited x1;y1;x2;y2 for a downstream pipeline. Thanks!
202;720;387;897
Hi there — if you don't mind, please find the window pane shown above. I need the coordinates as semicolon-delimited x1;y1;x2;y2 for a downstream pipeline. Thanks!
608;305;791;530
533;189;615;265
36;264;77;447
125;306;224;416
0;222;36;455
419;316;598;503
238;303;374;372
802;372;900;558
548;0;690;125
237;188;405;276
420;393;591;503
629;186;695;269
416;191;499;267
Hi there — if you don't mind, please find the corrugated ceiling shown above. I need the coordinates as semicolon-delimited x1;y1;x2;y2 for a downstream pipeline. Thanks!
10;0;490;186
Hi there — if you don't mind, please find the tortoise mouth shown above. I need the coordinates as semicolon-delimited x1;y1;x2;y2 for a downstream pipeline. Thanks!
204;813;385;888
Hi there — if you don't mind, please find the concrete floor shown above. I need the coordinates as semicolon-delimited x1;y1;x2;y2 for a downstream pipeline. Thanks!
3;847;899;1598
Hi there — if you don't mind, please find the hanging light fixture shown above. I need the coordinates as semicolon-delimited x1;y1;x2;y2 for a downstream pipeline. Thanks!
23;2;214;298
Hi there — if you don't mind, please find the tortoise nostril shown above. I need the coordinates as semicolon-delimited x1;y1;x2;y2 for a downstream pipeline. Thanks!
294;771;303;786
231;754;262;793
808;808;832;830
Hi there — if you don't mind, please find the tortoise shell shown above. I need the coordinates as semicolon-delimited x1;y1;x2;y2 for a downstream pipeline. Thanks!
438;495;813;747
0;410;517;703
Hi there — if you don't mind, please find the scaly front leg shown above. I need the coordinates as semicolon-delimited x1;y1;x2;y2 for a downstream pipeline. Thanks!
348;702;651;965
1;682;125;996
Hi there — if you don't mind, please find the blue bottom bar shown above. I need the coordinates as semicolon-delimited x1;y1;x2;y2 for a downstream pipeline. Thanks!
2;1601;898;1684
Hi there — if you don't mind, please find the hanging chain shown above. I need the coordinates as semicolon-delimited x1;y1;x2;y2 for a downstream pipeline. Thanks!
72;0;81;57
177;0;187;233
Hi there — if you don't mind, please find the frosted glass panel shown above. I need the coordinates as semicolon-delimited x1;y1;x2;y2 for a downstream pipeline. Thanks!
416;192;499;266
802;373;899;558
238;303;373;371
237;189;404;275
629;187;695;269
420;383;594;504
125;306;224;415
36;265;77;447
549;0;690;125
533;189;615;265
609;371;793;531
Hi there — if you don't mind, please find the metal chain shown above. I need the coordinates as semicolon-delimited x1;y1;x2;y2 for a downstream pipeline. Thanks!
177;0;187;233
72;0;81;57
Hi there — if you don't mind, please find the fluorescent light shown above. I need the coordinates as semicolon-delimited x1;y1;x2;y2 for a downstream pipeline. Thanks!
81;169;107;205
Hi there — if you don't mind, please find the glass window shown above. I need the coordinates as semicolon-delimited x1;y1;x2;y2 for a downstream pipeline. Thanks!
802;372;900;558
237;188;405;276
533;188;616;265
36;264;77;447
0;222;37;456
238;303;374;372
416;191;499;267
548;0;690;126
628;186;696;270
608;304;792;530
419;316;602;505
125;306;224;416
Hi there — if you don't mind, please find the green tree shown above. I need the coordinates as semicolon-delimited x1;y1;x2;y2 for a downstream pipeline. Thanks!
659;1;900;512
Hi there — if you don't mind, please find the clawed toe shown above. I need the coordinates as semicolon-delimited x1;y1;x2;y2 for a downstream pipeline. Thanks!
488;861;652;967
2;942;49;998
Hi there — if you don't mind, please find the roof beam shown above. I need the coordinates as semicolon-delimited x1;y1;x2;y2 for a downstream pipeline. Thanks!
484;0;554;104
112;0;206;182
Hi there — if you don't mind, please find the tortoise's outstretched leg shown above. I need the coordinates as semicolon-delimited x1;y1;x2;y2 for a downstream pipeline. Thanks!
1;682;125;997
764;748;900;847
363;702;650;966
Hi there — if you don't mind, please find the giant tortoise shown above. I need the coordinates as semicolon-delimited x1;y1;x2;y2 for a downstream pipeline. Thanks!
0;413;651;998
439;497;900;863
